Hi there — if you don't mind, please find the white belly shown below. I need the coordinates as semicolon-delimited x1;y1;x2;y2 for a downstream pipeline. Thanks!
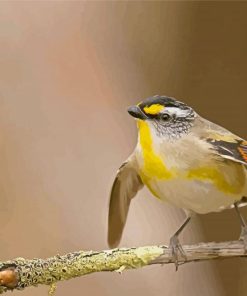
147;178;243;214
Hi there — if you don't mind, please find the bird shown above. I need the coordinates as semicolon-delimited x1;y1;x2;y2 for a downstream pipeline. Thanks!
107;95;247;269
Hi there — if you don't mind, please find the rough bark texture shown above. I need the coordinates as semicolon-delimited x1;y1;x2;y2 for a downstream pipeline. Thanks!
0;240;246;294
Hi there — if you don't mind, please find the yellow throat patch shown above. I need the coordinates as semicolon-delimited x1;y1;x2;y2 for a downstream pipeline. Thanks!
137;120;173;181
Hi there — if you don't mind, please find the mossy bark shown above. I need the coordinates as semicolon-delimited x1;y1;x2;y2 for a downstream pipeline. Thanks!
0;241;245;294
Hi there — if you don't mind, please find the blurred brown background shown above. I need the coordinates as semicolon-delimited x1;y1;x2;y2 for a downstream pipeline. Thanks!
0;2;247;295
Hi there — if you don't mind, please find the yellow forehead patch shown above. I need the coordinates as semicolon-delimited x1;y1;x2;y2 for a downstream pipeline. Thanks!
143;104;164;115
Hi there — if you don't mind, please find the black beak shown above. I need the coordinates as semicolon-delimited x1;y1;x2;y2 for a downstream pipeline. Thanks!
127;105;147;120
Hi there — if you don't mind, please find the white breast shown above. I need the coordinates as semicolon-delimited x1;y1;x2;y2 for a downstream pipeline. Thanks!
135;121;247;214
148;178;243;214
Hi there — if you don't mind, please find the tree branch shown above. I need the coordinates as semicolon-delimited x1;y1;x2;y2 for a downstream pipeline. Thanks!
0;240;246;294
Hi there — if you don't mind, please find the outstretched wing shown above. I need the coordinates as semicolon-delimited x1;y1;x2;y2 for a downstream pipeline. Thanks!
206;135;247;166
108;157;143;248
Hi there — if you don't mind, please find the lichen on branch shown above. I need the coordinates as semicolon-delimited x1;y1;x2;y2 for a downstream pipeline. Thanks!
0;241;245;294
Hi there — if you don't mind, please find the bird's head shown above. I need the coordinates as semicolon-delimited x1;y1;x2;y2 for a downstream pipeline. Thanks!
128;95;196;139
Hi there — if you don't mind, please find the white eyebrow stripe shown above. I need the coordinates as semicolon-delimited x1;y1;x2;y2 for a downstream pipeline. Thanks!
162;107;189;117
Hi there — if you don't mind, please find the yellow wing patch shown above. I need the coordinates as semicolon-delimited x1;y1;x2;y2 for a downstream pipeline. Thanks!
143;104;164;115
187;165;245;195
207;132;239;143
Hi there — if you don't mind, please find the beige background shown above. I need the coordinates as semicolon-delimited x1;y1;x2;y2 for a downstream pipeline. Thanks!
0;2;247;295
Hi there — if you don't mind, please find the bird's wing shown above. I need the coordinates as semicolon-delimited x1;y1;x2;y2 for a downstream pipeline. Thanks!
108;157;143;248
206;132;247;166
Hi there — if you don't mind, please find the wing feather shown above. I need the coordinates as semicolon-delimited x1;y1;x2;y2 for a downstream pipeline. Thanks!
206;136;247;166
108;158;143;248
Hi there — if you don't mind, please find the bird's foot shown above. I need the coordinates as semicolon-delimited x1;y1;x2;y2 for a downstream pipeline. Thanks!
239;225;247;252
169;235;187;271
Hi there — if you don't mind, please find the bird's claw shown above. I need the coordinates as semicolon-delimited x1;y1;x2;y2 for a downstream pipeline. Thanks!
239;225;247;252
169;235;187;271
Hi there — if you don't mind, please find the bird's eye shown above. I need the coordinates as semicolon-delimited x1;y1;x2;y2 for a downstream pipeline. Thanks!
160;113;171;121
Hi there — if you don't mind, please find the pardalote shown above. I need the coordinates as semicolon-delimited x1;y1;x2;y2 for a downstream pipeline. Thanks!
107;95;247;269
